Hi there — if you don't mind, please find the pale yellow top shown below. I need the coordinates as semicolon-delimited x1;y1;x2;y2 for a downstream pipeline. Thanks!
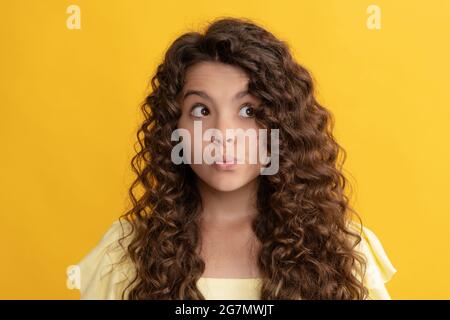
70;219;397;300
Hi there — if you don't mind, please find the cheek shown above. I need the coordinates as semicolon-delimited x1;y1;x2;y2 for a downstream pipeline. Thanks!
242;131;266;166
177;115;192;131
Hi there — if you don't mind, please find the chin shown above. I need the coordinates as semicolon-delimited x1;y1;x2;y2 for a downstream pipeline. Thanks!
209;181;247;192
191;165;257;192
202;175;249;192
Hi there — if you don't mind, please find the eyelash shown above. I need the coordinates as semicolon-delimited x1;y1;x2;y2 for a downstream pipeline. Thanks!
189;103;256;118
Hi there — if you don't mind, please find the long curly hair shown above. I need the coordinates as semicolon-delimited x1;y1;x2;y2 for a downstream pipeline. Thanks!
117;16;369;299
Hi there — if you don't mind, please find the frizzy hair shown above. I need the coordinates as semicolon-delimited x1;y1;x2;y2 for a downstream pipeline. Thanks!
116;16;369;299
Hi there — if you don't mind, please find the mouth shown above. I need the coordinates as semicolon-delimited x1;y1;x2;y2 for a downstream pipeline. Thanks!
214;154;238;165
213;154;239;170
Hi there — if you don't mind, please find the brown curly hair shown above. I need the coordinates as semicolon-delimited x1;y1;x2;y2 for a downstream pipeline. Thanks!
116;16;369;299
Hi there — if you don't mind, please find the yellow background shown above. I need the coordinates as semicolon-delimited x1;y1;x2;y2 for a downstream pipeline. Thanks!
1;0;449;299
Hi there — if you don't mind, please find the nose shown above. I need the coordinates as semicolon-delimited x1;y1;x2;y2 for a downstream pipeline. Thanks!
211;135;234;144
210;115;236;146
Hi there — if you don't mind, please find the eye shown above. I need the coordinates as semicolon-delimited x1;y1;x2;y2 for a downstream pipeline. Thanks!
239;104;256;118
190;104;210;118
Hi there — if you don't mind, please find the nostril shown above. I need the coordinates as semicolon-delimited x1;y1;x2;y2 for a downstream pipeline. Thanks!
212;136;234;144
226;136;235;143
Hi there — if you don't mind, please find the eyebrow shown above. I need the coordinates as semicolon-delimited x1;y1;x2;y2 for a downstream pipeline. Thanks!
182;89;249;102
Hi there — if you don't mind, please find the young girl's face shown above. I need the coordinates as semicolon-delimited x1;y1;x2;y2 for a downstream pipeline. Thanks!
177;61;265;192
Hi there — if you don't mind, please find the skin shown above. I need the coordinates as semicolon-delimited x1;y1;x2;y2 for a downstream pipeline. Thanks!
177;61;264;278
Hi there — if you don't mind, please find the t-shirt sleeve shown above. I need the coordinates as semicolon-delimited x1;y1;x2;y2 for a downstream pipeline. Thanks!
71;220;134;300
353;224;397;300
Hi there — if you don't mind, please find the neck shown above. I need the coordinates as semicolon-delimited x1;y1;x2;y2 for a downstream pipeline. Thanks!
196;178;259;226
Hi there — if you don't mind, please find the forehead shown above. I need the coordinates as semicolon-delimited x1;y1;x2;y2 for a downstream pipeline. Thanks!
182;62;250;94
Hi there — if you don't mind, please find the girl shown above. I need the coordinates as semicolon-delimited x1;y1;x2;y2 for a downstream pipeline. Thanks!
72;17;396;300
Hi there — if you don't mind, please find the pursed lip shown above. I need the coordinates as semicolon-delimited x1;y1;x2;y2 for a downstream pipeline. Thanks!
214;154;239;164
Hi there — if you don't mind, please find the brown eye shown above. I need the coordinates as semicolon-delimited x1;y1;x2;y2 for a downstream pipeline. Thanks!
239;104;255;118
190;104;210;117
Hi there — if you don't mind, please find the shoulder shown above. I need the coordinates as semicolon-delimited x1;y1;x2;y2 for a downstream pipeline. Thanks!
71;219;136;299
347;220;398;299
